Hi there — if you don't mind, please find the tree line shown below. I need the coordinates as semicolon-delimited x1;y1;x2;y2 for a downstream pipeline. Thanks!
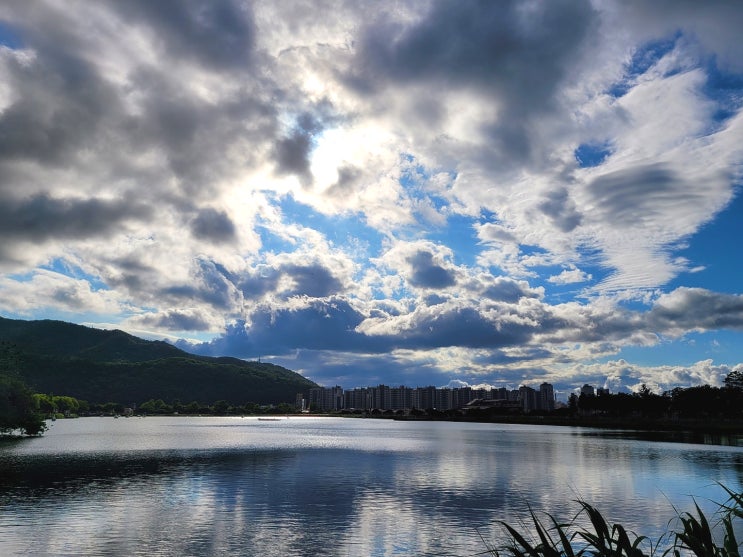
564;371;743;420
0;379;302;436
4;369;743;436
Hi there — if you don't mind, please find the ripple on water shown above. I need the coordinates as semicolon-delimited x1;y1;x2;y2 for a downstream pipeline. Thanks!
1;417;740;556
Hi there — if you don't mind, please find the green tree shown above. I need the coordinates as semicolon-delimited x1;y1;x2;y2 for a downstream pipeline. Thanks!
53;395;80;416
103;402;125;415
34;393;57;416
568;393;578;413
0;375;46;436
274;402;295;414
212;400;231;415
138;398;173;414
724;369;743;390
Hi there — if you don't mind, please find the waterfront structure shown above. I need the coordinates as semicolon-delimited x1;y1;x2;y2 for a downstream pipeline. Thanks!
309;382;557;412
309;385;344;411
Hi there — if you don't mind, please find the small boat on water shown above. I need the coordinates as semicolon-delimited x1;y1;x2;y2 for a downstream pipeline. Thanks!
257;417;283;421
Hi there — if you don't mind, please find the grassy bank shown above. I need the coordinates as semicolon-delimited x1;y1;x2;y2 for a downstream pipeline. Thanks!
487;485;742;557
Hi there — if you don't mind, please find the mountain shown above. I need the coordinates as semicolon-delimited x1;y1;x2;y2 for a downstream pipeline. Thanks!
0;316;317;405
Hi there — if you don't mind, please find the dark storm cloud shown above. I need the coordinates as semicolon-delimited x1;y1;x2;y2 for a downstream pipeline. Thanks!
615;0;743;72
186;296;539;360
135;310;212;332
101;255;156;292
587;164;701;227
354;0;593;93
406;250;456;289
281;264;345;298
162;258;238;310
0;37;120;167
127;70;277;197
106;0;255;70
109;257;238;313
538;188;582;232
350;0;596;163
0;0;275;206
481;277;539;303
50;285;91;311
0;194;152;242
535;288;743;347
648;288;743;331
176;319;251;357
182;285;743;363
238;262;345;300
535;303;645;345
392;305;531;349
238;267;281;299
190;208;236;242
183;298;374;357
272;111;331;180
273;130;313;178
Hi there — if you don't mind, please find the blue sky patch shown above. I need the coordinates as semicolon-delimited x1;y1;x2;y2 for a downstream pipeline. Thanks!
701;56;743;132
426;214;479;267
0;21;22;49
40;258;109;292
276;194;384;256
607;33;680;98
667;188;743;294
574;142;613;168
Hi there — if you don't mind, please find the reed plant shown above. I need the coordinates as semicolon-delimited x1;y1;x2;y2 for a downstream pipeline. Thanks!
484;485;741;557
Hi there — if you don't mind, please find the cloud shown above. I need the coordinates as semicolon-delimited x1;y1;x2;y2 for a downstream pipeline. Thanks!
126;308;222;333
478;276;541;303
0;0;742;397
406;250;456;289
352;0;595;100
105;0;256;70
567;358;731;393
350;0;598;170
0;194;152;243
548;268;592;285
0;271;125;316
190;208;237;243
185;297;372;357
648;288;743;334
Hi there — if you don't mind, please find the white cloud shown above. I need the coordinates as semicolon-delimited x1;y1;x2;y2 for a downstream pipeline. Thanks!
0;0;741;393
0;271;126;316
548;268;592;285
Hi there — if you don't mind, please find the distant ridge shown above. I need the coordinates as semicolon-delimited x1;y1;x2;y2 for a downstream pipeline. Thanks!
0;316;317;405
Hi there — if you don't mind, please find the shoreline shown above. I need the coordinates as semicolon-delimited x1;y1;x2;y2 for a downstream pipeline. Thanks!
390;413;743;432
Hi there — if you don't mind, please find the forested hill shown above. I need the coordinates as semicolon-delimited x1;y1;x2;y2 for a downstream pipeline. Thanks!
0;316;317;405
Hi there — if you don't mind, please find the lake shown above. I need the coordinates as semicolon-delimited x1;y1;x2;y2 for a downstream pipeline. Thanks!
1;416;741;556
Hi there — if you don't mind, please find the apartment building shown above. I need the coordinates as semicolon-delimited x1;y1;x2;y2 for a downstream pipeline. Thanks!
309;382;556;412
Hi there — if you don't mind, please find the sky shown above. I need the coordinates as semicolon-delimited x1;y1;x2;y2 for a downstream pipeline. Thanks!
1;0;742;399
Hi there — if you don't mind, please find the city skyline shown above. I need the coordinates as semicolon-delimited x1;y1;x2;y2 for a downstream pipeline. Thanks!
0;1;742;398
307;381;557;412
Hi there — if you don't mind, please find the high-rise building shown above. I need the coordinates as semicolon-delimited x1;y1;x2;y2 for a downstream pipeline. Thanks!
581;384;595;397
309;385;344;411
519;385;538;412
539;382;555;412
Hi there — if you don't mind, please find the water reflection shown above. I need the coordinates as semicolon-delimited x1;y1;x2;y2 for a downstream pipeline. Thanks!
578;428;743;447
1;418;741;556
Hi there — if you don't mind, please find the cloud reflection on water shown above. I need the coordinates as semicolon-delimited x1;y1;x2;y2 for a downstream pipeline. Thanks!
0;417;741;556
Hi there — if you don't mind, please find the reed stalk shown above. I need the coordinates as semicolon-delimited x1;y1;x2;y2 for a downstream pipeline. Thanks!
488;485;741;557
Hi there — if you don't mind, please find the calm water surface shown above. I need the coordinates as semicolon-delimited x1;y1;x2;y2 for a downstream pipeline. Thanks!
1;417;741;556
